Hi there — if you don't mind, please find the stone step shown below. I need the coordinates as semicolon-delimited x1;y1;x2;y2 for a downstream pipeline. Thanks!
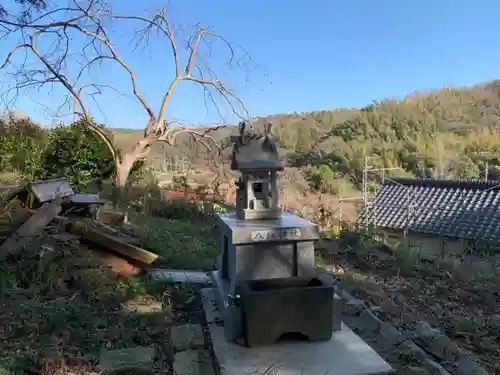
174;350;215;375
97;346;156;375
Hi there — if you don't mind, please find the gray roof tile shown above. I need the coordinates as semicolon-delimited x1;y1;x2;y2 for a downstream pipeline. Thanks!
358;178;500;241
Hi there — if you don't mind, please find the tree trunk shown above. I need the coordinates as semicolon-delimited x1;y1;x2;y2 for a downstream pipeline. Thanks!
113;160;133;207
112;139;151;208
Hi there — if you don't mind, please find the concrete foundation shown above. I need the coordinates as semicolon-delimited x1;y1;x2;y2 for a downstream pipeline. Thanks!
201;288;394;375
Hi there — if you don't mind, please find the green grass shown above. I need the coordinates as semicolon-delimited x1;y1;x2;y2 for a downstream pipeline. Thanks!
115;181;221;269
130;212;218;269
0;179;214;374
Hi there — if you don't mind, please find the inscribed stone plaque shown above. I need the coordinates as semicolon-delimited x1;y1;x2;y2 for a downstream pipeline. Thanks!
250;228;301;242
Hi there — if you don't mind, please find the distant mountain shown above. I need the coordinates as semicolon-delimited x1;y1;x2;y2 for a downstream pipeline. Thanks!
0;109;30;121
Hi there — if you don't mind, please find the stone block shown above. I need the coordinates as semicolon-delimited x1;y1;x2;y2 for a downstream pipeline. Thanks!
241;277;336;347
123;301;163;315
173;349;215;375
344;298;365;316
135;302;163;314
123;301;166;325
379;322;405;350
210;271;244;342
216;211;318;283
97;346;155;375
358;309;382;333
415;321;440;342
453;357;491;375
422;359;453;375
232;240;316;282
200;288;219;324
148;269;211;284
171;324;205;352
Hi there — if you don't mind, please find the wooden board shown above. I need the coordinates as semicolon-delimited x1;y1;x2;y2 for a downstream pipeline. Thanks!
0;196;62;260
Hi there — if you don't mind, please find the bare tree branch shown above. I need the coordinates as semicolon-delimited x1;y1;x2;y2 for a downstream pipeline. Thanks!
115;13;250;143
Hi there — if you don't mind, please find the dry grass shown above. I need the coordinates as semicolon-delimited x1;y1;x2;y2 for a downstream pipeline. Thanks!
0;234;161;374
321;236;500;373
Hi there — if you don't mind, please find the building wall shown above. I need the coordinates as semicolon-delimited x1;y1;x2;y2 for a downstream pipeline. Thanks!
374;230;466;259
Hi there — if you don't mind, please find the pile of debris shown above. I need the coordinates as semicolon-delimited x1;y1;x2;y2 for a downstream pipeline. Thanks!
0;177;160;277
0;177;184;375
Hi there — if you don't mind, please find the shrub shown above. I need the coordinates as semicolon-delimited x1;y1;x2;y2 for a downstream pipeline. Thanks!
0;118;48;179
304;165;353;195
43;120;115;191
168;174;188;190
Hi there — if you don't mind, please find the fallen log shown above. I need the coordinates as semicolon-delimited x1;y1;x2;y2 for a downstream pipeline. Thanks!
68;219;160;265
91;221;142;245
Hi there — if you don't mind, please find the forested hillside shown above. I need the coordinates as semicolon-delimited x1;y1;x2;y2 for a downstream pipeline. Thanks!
245;82;500;194
105;81;500;197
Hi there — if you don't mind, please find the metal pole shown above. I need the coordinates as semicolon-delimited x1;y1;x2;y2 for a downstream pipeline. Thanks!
485;160;489;182
363;156;368;207
363;156;368;231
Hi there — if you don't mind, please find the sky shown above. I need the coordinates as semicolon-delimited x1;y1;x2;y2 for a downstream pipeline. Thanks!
1;0;500;128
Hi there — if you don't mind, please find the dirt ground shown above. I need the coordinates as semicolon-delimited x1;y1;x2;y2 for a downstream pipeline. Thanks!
321;239;500;374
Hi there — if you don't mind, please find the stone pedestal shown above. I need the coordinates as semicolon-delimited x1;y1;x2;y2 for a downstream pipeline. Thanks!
212;211;319;342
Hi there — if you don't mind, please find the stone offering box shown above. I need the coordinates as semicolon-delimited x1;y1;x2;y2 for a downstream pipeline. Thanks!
241;277;336;348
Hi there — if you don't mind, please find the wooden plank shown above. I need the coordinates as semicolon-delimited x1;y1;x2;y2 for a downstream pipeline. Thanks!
68;219;159;265
0;196;62;260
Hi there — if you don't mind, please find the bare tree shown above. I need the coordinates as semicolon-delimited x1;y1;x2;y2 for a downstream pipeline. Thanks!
0;0;250;203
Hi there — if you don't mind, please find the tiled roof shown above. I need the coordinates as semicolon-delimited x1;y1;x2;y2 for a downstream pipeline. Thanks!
358;178;500;241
